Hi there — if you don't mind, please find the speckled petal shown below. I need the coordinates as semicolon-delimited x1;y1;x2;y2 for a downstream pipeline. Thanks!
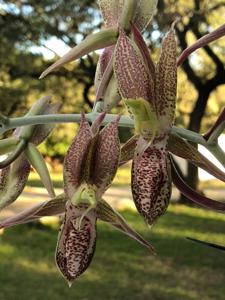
98;0;123;27
134;0;158;32
132;144;172;225
91;116;121;197
119;135;138;166
94;46;115;93
155;27;177;130
63;115;92;198
55;201;97;285
114;29;154;103
0;154;30;210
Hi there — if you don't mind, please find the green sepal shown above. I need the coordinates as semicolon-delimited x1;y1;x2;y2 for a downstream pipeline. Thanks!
25;142;55;198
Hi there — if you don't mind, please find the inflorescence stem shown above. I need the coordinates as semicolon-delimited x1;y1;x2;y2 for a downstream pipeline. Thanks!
0;112;224;167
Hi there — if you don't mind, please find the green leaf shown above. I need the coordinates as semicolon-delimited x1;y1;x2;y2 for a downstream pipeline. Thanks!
25;142;55;198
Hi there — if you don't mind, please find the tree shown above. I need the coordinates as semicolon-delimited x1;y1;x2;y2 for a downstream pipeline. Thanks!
155;0;225;202
0;0;98;116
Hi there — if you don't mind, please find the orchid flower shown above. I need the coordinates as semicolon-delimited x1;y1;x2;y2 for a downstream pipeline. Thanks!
115;24;225;221
0;97;61;210
0;112;155;285
57;112;156;284
39;1;158;111
112;22;177;225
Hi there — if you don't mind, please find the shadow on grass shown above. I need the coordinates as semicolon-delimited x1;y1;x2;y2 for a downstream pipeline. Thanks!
0;205;225;300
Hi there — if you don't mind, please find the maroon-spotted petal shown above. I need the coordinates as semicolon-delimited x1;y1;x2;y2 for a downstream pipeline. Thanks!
132;144;172;225
131;23;155;75
171;158;225;212
114;29;154;103
155;27;177;130
119;135;138;166
94;46;114;94
63;115;92;198
55;201;97;285
0;194;67;229
0;154;30;210
98;0;123;28
133;0;158;32
91;116;121;197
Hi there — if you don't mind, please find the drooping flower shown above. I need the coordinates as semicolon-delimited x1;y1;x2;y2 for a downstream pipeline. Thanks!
116;25;225;217
0;97;61;210
113;23;177;225
55;113;155;284
39;1;158;111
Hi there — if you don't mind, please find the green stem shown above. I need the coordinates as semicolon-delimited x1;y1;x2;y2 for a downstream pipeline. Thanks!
0;113;134;134
1;112;224;167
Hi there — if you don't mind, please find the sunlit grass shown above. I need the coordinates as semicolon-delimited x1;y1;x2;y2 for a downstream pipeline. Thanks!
27;166;225;190
0;204;225;300
27;164;132;188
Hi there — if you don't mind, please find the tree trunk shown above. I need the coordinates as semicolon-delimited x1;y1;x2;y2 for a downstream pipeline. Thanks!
179;90;210;204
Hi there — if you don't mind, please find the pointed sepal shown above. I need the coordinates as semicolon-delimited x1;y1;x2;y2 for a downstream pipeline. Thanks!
91;116;121;196
168;133;225;182
119;135;138;166
40;28;118;79
155;26;177;130
97;198;155;253
133;0;158;32
25;142;55;198
114;29;154;104
97;0;123;28
0;194;67;229
63;115;92;198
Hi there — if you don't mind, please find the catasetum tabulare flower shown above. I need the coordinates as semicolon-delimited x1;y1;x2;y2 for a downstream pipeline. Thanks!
52;113;153;285
113;23;177;225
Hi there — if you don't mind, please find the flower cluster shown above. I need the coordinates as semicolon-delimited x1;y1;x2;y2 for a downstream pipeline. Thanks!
1;0;225;286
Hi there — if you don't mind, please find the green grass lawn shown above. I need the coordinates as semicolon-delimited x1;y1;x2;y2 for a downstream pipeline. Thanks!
27;166;225;190
0;204;225;300
27;164;132;188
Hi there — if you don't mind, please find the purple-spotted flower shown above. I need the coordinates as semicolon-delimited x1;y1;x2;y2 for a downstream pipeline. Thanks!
0;97;61;210
113;23;177;225
0;112;155;284
116;24;225;221
55;113;155;285
55;113;121;284
39;1;158;111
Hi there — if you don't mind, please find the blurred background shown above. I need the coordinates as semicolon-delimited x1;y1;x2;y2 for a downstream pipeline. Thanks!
0;1;225;299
